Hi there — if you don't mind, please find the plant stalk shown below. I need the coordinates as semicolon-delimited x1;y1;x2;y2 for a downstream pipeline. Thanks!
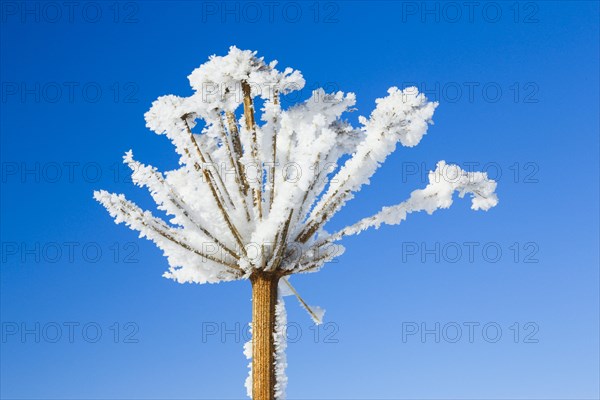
250;271;279;400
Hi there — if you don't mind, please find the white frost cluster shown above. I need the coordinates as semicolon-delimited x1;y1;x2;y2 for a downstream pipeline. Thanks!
94;46;498;398
97;46;492;284
243;323;252;398
273;297;288;399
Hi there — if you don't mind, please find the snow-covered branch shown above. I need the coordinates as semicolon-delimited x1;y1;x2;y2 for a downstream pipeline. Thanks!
294;87;438;243
93;190;244;283
290;161;498;274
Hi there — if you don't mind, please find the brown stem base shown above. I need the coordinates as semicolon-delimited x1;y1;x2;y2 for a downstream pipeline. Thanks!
251;271;279;400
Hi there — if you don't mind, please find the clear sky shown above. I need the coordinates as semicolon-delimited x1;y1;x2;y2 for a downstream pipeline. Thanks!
1;1;599;399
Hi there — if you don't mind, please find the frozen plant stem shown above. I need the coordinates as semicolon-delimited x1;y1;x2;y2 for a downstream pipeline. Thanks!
93;47;499;400
251;271;279;400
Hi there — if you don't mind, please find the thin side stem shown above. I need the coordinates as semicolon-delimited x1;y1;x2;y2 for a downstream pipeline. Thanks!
242;80;263;220
183;120;248;257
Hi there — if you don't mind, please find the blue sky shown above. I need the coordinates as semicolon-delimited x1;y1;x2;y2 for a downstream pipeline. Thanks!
1;1;598;399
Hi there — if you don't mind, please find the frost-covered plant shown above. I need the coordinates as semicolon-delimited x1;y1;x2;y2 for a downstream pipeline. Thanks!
94;47;498;400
